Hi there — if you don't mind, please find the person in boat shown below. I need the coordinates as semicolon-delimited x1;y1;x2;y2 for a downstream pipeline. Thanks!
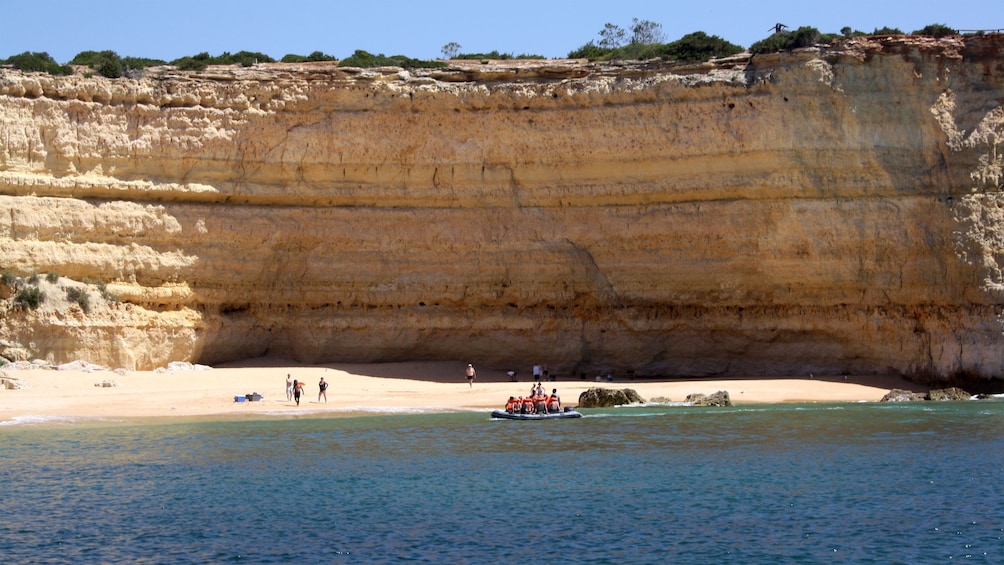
521;395;535;414
505;396;517;413
547;389;561;413
534;389;548;414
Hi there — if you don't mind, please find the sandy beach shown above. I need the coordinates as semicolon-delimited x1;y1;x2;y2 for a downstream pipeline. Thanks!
0;359;929;422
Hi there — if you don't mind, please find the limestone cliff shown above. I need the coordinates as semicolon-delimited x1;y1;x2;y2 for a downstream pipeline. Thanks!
1;35;1002;387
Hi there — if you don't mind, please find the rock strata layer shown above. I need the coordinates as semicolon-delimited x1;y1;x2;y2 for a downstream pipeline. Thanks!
1;36;1003;386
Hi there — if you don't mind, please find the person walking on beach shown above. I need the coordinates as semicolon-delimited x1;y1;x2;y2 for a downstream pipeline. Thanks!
466;364;477;387
318;377;328;403
286;374;294;402
293;379;304;406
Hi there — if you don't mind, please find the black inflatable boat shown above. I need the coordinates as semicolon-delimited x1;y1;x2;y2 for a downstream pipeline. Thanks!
490;408;583;420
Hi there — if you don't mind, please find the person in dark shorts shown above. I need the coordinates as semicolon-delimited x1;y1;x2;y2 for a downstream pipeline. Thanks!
318;377;328;403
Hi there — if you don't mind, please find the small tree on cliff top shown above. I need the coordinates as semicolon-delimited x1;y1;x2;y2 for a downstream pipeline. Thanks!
598;23;627;48
630;18;666;45
441;42;461;59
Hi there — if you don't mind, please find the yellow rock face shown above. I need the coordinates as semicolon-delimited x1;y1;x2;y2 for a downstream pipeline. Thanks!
1;36;1003;381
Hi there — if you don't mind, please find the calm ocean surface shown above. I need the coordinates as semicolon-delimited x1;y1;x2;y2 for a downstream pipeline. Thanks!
1;402;1002;564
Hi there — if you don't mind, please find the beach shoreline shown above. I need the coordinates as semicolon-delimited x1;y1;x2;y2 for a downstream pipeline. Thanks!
0;360;930;424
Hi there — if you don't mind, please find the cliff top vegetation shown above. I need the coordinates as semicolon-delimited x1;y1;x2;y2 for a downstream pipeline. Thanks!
0;21;973;78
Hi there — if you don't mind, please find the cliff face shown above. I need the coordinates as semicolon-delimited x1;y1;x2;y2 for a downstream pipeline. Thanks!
1;35;1003;383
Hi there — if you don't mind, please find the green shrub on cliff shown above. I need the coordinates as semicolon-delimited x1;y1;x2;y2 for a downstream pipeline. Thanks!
873;26;905;35
912;23;958;37
171;52;212;71
100;284;119;304
568;31;742;63
65;287;91;313
170;51;276;71
2;51;72;75
14;286;44;310
656;32;744;62
749;26;837;54
337;50;446;69
567;41;613;60
225;51;275;66
452;51;545;60
69;50;115;68
69;51;165;78
120;56;166;69
280;51;337;63
1;271;17;288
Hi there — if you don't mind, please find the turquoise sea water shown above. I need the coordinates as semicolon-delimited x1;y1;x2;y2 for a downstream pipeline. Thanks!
1;402;1002;564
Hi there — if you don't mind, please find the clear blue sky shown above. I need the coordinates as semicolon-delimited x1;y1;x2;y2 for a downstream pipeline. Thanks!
3;0;1000;63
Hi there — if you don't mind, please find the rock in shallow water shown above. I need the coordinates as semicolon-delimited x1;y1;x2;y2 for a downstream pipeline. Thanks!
880;389;927;402
685;390;732;407
926;387;972;401
577;387;645;408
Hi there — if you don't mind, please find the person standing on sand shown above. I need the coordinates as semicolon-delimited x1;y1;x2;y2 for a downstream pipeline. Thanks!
318;377;328;403
466;364;477;387
293;380;304;406
286;374;294;402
